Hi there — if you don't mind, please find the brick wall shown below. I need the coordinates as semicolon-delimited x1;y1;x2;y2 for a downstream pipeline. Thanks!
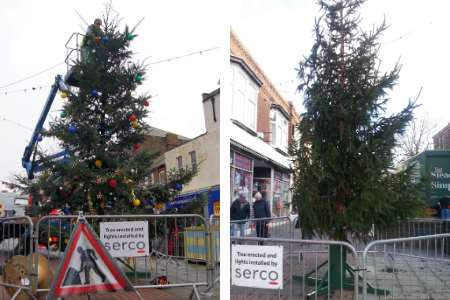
230;31;300;146
433;123;450;150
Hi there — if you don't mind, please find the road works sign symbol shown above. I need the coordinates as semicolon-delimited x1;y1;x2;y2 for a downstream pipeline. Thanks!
47;219;135;299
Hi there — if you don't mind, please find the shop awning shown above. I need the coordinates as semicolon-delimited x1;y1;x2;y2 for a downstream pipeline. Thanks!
230;122;290;170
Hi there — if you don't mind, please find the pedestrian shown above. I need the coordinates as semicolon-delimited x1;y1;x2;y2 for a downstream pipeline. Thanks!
253;191;271;244
81;18;104;62
437;197;450;219
230;192;250;238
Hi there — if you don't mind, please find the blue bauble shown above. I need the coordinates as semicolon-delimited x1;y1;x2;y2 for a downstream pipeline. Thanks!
90;89;99;97
175;183;183;191
37;135;43;142
68;125;77;133
101;36;108;43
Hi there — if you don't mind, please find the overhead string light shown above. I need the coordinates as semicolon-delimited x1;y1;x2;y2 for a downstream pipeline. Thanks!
1;85;51;96
0;46;219;92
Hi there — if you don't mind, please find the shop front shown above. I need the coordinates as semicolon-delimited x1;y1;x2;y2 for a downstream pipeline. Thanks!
230;151;254;206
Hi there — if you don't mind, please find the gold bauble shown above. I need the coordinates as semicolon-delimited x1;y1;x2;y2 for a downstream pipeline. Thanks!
132;198;141;207
131;120;139;128
95;159;103;168
60;91;68;99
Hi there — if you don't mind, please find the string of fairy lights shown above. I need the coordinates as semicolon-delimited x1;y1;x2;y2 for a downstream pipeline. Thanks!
0;46;219;96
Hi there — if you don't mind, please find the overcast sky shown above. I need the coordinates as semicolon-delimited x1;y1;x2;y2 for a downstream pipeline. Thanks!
232;0;450;134
0;0;222;185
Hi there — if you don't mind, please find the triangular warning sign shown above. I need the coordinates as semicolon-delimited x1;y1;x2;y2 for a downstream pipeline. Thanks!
47;218;135;299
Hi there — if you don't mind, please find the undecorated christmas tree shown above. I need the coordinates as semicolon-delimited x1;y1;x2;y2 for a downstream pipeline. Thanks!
15;10;196;215
292;0;425;295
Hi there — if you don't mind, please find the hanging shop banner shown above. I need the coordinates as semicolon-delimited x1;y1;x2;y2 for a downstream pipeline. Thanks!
47;220;134;299
99;221;149;258
231;244;283;289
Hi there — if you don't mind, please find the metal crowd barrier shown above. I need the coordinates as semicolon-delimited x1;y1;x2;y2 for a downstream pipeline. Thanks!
231;216;296;239
0;216;36;300
230;236;359;300
31;213;215;299
362;233;450;300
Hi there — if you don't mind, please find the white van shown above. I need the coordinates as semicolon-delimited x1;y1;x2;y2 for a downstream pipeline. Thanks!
0;192;28;218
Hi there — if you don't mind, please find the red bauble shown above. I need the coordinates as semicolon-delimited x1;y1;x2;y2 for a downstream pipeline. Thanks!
133;143;141;151
144;100;150;107
128;114;137;122
108;178;117;188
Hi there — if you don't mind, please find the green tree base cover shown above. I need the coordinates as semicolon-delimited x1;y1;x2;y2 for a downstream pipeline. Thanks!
292;0;426;242
14;8;196;216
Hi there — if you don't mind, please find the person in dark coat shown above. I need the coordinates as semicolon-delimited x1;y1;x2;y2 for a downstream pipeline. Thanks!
230;192;250;237
253;192;271;243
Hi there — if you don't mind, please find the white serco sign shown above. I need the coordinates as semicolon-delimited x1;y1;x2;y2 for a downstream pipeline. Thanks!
231;244;283;289
100;221;149;257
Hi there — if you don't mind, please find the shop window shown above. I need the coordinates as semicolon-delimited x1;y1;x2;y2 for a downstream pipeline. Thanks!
270;109;289;152
231;64;258;131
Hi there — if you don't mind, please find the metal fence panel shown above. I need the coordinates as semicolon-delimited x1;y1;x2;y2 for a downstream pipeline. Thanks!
0;216;35;300
231;216;296;240
32;214;214;297
230;236;359;300
362;233;450;300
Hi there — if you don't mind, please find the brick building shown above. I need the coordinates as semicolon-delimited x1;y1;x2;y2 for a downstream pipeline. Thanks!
143;127;190;185
433;123;450;150
230;31;300;216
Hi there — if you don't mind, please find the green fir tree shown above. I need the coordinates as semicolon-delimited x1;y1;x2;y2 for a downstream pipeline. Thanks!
15;9;196;215
292;0;425;242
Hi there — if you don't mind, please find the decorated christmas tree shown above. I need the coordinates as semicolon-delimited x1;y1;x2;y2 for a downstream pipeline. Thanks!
15;10;196;215
292;0;425;295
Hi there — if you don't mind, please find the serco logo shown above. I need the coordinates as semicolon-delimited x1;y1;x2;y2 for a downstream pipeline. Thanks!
234;268;280;285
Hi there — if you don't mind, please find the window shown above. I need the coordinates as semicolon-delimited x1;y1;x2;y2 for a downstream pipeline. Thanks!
176;156;183;170
270;109;289;152
231;64;258;131
158;169;166;184
189;151;197;170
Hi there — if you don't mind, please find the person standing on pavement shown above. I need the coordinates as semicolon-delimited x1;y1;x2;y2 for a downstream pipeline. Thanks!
230;192;250;237
253;191;271;243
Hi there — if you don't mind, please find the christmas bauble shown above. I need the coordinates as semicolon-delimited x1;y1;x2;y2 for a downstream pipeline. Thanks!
95;159;103;168
101;36;108;43
95;36;101;44
37;135;43;142
126;33;135;41
135;73;142;82
68;125;77;133
132;143;141;151
132;198;141;207
90;89;100;97
131;120;138;128
144;100;150;107
60;91;69;98
175;183;183;191
60;111;67;118
128;114;137;122
108;178;117;188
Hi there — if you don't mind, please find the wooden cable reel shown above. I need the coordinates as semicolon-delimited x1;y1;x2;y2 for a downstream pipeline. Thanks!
3;254;53;300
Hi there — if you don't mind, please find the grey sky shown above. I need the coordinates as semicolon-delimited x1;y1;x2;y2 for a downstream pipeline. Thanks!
0;0;221;184
232;0;450;133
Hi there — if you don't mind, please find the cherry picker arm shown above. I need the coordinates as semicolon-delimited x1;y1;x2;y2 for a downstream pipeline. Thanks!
22;75;71;179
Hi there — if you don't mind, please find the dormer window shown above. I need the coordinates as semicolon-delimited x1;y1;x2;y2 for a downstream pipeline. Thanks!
231;63;258;131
